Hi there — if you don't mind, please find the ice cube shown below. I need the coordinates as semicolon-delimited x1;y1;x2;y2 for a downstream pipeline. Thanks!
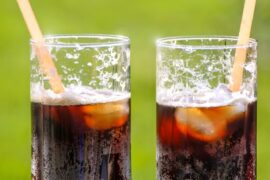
82;99;129;130
211;102;246;123
175;107;226;142
176;108;214;135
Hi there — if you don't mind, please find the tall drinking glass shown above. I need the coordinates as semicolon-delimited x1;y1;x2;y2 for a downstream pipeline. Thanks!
156;36;257;179
30;35;131;180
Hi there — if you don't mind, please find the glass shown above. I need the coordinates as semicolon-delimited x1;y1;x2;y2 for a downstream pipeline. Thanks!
30;34;131;179
156;36;257;179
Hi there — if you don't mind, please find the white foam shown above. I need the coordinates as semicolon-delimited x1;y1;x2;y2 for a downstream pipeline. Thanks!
157;84;256;107
31;83;130;105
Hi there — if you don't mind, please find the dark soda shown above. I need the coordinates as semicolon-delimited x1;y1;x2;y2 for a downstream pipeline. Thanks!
31;98;130;180
157;100;256;180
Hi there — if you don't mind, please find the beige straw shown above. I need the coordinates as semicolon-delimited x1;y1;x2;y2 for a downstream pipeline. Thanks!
230;0;256;92
17;0;65;93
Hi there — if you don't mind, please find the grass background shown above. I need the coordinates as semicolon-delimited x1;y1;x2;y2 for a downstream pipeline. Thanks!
0;0;269;179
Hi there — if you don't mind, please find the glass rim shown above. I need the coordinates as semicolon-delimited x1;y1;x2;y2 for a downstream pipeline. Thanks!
30;34;130;48
156;35;257;50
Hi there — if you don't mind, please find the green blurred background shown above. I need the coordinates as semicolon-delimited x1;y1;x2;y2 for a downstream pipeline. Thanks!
0;0;269;179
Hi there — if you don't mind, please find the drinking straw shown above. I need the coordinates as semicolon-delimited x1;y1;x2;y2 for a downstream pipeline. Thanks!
17;0;65;93
230;0;256;92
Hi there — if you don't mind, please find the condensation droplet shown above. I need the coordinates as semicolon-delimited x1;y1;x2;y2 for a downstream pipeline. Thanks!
245;62;256;73
184;46;195;54
66;53;80;59
87;62;92;67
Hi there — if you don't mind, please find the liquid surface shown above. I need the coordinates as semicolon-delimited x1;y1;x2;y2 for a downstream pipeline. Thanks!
157;84;255;108
31;83;130;106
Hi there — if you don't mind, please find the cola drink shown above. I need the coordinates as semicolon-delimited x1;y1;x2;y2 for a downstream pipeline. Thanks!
31;96;130;180
157;100;256;180
156;36;257;180
29;34;131;180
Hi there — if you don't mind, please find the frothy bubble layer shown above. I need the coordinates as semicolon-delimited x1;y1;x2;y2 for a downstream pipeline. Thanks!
31;83;130;105
157;84;256;107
